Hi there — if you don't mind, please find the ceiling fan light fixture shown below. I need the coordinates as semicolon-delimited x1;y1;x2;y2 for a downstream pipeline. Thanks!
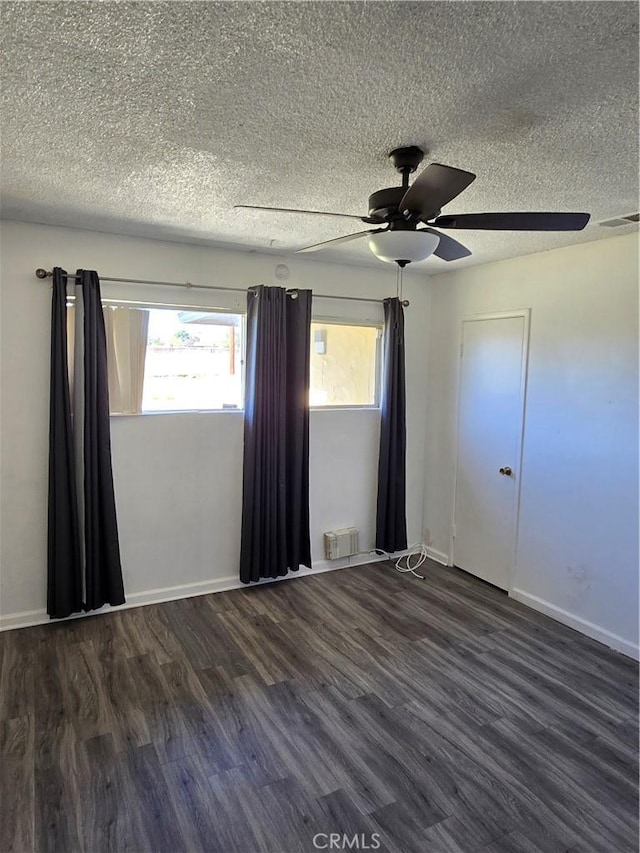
367;229;440;264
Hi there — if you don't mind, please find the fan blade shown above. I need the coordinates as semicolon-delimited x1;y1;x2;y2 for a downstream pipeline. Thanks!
235;204;372;222
420;228;472;261
433;212;590;231
296;228;385;254
399;163;476;221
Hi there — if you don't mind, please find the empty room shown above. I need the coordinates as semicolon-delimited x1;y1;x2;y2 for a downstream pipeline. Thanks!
0;2;638;852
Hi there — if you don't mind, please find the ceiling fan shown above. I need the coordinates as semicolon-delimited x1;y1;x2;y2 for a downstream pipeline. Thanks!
235;146;590;265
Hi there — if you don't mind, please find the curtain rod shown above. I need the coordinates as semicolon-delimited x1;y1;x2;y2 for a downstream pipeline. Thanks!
35;269;410;307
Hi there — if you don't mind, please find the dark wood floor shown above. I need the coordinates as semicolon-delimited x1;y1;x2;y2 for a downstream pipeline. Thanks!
0;561;637;853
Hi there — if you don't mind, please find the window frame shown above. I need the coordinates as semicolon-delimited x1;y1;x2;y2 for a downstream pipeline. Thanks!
101;300;384;415
308;315;383;411
102;299;247;416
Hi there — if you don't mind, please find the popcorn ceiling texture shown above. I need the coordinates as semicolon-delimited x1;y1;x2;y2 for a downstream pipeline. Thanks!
1;1;638;270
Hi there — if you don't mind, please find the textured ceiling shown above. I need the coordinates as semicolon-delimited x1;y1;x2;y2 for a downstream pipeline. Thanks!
1;1;638;272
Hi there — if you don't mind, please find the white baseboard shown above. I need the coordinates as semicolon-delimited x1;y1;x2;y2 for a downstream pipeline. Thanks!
425;546;450;566
0;552;388;633
510;588;639;660
7;560;636;663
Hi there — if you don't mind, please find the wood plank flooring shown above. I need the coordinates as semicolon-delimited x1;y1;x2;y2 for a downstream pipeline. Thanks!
0;561;637;853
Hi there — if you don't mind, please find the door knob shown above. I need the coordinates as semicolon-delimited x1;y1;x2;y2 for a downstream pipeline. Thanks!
499;466;513;476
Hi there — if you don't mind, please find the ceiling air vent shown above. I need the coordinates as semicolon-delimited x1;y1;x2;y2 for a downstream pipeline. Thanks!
598;212;639;228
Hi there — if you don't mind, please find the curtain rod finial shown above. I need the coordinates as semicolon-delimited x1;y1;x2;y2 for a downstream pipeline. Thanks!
36;268;51;279
401;299;410;307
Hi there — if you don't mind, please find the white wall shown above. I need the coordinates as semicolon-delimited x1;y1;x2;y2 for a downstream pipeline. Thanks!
0;220;431;626
3;219;637;658
423;232;639;657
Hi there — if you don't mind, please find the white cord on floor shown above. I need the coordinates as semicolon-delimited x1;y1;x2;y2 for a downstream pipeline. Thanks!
369;543;429;579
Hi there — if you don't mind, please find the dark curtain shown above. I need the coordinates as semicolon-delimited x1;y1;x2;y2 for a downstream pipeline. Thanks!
47;268;125;618
78;270;125;610
376;297;408;553
240;286;312;583
285;291;312;571
47;268;83;618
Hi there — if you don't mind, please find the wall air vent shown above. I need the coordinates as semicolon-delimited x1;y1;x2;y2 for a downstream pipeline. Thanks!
598;212;639;228
324;527;360;560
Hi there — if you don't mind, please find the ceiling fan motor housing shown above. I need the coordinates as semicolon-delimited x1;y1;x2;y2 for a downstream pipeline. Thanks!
368;147;428;220
368;186;406;220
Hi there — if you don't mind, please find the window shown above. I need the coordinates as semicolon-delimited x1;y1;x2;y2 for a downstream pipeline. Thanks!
309;321;381;407
100;305;243;414
142;309;243;412
97;305;380;414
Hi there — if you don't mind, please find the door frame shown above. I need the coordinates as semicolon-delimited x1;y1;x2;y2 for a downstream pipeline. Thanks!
449;309;531;592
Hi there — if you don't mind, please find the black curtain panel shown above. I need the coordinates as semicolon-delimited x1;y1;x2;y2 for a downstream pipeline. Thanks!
240;286;312;583
78;270;125;610
47;268;83;618
47;268;125;618
376;297;408;553
285;290;312;572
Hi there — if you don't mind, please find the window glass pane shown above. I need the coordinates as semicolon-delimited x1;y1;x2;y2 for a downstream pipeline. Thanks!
309;322;380;407
142;309;243;411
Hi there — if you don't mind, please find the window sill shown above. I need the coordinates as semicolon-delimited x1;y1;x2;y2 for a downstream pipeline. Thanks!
110;406;380;417
110;408;244;417
310;405;380;412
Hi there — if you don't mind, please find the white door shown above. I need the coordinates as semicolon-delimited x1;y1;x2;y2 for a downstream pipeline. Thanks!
453;314;528;590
